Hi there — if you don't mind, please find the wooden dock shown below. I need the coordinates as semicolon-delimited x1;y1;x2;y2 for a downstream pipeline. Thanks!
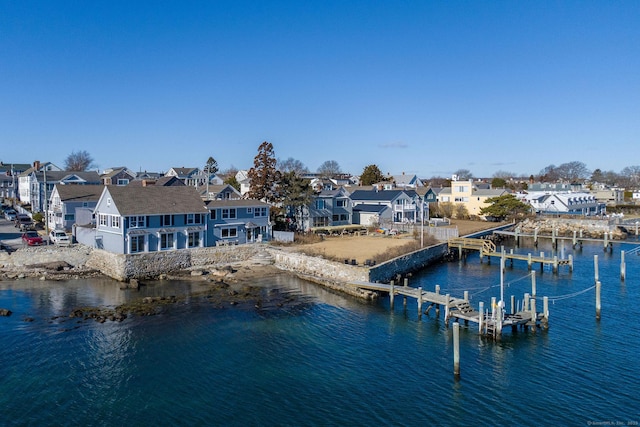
348;280;549;338
447;237;573;273
494;228;636;252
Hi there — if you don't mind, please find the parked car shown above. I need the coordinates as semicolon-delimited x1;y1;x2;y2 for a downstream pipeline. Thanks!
49;230;70;245
22;231;44;246
15;214;34;231
4;209;17;221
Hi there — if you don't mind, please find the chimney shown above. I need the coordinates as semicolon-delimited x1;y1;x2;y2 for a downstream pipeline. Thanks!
142;180;156;187
33;160;41;170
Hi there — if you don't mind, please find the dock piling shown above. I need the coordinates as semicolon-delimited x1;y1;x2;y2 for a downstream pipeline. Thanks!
417;287;423;318
596;280;601;321
389;280;395;310
453;322;460;378
594;255;599;284
478;301;484;334
621;251;626;281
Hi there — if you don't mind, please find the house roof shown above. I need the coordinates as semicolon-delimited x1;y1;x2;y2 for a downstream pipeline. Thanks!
104;186;208;215
55;184;104;202
349;189;409;202
35;170;101;183
127;176;185;187
204;199;270;209
353;204;390;214
167;167;199;178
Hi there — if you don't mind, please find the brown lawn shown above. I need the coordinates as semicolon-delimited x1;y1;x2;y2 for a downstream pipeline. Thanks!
292;220;508;265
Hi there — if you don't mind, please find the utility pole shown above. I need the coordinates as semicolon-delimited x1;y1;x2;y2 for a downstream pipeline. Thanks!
43;167;49;245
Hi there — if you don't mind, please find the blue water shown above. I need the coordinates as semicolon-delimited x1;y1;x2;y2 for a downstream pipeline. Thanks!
1;240;639;426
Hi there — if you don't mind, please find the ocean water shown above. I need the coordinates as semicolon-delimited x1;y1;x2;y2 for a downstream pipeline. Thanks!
1;239;639;426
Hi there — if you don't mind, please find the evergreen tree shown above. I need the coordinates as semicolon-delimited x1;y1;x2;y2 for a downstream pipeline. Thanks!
279;171;314;231
360;164;384;186
479;194;531;220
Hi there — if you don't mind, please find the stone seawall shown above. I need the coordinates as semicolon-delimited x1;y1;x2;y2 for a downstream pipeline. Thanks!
1;246;93;269
86;245;264;281
267;248;374;298
369;243;449;283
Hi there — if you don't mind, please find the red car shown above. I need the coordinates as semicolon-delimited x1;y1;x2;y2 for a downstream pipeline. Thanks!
22;231;44;246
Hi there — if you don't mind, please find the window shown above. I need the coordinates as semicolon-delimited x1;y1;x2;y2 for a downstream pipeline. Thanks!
99;214;108;226
247;207;253;214
160;233;174;250
130;216;146;228
455;185;468;193
186;213;200;225
117;179;129;186
131;235;145;253
222;208;236;219
254;207;267;217
210;209;217;220
112;216;120;228
221;227;238;238
336;199;346;207
188;232;200;248
315;200;325;209
64;214;75;221
160;215;173;226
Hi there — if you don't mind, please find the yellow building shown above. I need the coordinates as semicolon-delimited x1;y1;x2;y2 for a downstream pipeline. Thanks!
437;179;508;219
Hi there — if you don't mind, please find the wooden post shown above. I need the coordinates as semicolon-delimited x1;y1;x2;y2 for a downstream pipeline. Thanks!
531;270;536;297
595;280;601;321
523;293;530;311
603;233;608;251
553;256;558;274
515;228;520;247
491;296;496;319
540;252;545;272
464;290;469;301
594;255;599;284
458;244;463;260
534;228;538;246
509;248;514;267
543;296;549;323
569;254;573;272
453;322;460;378
572;230;577;248
444;293;450;325
527;253;532;270
403;278;409;287
530;297;537;331
510;295;515;314
435;284;440;295
478;301;484;334
389;280;395;310
552;228;556;248
621;251;626;281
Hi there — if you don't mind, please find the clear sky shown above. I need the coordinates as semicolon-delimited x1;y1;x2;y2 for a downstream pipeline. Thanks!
2;1;639;179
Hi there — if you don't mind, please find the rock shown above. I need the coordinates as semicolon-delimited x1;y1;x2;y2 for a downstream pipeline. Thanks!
129;279;139;289
0;308;12;316
191;270;204;276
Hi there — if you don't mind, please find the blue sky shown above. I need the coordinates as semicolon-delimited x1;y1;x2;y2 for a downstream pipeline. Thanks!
2;1;638;179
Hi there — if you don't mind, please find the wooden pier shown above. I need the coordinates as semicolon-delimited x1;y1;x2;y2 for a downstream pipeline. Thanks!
448;237;573;273
494;228;634;252
348;279;549;339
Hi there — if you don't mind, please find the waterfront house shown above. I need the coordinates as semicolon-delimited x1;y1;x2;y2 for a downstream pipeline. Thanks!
198;184;242;201
522;192;602;216
436;178;508;219
127;176;185;187
48;184;104;231
391;173;423;189
89;186;208;254
236;170;251;196
306;187;352;230
352;204;392;227
205;199;270;245
349;189;418;225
